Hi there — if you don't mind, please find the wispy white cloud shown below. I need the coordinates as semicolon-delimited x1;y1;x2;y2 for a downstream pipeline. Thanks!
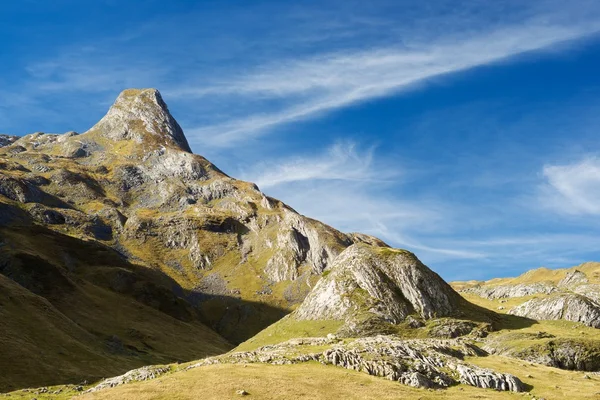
241;141;393;189
183;21;600;147
241;141;600;272
6;0;600;280
541;157;600;215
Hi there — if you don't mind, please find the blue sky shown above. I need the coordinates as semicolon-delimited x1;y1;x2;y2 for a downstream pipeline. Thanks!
2;0;600;281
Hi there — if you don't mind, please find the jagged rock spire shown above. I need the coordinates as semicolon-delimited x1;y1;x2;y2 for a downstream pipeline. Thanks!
86;88;192;152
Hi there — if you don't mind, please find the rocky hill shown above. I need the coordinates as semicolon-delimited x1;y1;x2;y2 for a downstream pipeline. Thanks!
454;263;600;327
453;263;600;371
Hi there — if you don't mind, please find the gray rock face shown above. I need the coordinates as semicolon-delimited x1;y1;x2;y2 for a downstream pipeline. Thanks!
263;210;352;282
461;282;557;299
294;244;463;326
85;88;191;152
573;284;600;303
558;270;589;288
0;134;19;147
509;294;600;328
0;176;44;203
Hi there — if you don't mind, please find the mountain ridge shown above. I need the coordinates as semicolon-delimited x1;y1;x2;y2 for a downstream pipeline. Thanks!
2;89;600;398
0;88;418;389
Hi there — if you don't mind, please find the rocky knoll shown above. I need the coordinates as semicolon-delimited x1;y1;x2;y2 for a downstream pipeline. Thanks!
456;267;600;327
293;244;485;335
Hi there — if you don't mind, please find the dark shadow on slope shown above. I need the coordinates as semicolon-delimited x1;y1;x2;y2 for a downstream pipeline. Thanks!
187;292;289;345
456;297;537;331
0;224;288;393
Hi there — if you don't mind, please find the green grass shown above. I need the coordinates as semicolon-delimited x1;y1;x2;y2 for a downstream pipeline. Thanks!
234;316;343;351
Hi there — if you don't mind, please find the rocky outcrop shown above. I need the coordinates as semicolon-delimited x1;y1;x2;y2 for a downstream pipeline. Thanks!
509;294;600;328
294;245;465;329
0;134;18;147
460;282;557;299
558;270;589;288
85;366;171;393
85;88;192;152
320;338;523;391
185;336;524;392
573;284;600;303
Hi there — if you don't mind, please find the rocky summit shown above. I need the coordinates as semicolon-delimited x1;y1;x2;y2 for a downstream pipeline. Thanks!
1;89;600;399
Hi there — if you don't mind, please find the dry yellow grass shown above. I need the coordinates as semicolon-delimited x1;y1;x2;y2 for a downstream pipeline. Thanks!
453;262;600;289
7;354;600;399
469;355;600;400
78;362;527;400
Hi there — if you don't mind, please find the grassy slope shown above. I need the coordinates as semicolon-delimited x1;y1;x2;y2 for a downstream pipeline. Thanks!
47;358;595;400
451;263;600;363
453;262;600;290
0;226;231;392
235;316;343;351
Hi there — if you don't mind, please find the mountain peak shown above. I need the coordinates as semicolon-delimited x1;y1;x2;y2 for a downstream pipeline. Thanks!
85;88;192;153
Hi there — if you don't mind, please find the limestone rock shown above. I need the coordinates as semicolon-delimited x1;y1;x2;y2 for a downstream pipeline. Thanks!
461;282;557;299
558;270;589;288
85;88;191;152
454;364;523;391
186;335;523;392
86;366;170;392
509;294;600;328
0;134;19;147
294;244;464;327
573;284;600;303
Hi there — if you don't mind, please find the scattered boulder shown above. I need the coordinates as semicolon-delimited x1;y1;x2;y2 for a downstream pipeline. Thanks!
428;320;479;338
